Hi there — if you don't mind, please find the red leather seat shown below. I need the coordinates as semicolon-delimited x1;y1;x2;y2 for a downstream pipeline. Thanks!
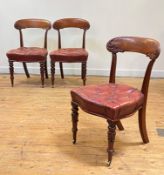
50;48;88;62
7;47;47;62
71;84;144;121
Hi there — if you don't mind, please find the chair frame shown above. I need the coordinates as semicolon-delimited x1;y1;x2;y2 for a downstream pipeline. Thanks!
8;18;51;87
50;18;90;87
71;36;160;166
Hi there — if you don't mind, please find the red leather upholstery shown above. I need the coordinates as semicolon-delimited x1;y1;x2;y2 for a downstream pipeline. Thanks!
71;83;144;121
50;48;88;62
7;47;48;62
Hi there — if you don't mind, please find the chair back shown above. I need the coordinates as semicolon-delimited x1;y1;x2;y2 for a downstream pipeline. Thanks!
52;18;90;49
14;18;51;48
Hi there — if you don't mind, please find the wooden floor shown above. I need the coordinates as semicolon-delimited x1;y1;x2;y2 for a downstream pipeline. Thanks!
0;74;163;175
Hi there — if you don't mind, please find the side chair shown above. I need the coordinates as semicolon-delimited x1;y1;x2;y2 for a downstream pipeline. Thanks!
70;36;160;166
6;18;51;87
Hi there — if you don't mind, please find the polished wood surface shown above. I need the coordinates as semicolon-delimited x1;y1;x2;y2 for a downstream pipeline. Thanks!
15;18;51;30
0;74;163;174
53;18;90;30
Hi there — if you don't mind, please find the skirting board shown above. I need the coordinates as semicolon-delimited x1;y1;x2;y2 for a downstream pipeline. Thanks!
0;66;164;78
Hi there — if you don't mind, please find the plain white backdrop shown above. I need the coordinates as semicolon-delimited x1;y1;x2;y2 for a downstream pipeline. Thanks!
0;0;164;77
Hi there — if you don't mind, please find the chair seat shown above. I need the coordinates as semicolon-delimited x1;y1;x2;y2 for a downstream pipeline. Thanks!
6;47;48;62
71;83;144;121
50;48;88;62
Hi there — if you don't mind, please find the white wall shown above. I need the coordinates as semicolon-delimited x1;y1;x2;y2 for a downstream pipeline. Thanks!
0;0;164;77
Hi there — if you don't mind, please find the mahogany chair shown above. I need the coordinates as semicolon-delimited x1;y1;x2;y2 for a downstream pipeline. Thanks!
70;36;160;166
6;19;51;87
49;18;90;87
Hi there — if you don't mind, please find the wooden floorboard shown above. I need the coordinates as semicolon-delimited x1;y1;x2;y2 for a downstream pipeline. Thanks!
0;74;163;175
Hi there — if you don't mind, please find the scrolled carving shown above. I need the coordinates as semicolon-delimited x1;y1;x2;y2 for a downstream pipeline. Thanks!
106;41;124;53
106;36;160;58
146;50;160;60
71;101;79;144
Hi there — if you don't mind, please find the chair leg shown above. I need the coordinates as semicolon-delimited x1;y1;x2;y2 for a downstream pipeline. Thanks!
116;120;124;130
81;62;87;86
51;61;55;88
107;120;116;166
9;61;14;87
40;62;45;88
22;62;30;78
71;101;79;144
45;60;48;79
138;108;149;143
59;62;64;79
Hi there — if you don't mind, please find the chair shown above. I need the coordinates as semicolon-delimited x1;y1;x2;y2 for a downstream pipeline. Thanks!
49;18;90;87
6;18;51;87
70;36;160;166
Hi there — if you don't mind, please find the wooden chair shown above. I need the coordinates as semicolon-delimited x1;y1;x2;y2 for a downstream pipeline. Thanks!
49;18;90;87
70;36;160;166
6;18;51;87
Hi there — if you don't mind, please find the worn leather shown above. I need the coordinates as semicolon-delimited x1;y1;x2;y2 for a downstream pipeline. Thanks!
6;47;48;62
71;83;144;121
50;48;88;62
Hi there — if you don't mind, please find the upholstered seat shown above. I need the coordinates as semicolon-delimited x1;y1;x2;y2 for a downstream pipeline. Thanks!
7;47;48;62
71;84;144;121
50;48;88;62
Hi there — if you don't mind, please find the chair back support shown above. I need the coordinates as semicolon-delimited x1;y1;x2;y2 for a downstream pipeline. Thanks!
107;37;160;58
53;18;90;49
106;36;160;107
14;19;51;48
53;18;90;30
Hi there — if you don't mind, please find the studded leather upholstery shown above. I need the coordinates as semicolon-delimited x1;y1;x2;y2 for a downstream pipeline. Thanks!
7;47;48;62
71;83;144;121
50;48;88;62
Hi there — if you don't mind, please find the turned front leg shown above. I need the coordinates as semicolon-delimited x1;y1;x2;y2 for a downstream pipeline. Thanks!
107;120;116;166
51;61;55;88
9;61;14;87
40;62;45;88
71;101;79;144
81;62;87;86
